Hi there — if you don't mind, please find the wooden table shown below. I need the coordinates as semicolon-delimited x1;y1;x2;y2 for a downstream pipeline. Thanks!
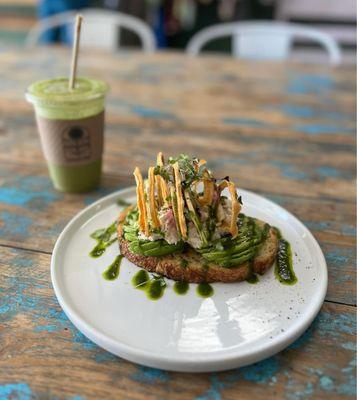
0;47;355;400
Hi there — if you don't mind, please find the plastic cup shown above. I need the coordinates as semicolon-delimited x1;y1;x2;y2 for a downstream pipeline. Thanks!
26;77;109;193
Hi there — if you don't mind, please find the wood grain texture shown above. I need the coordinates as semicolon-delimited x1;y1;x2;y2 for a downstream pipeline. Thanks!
1;247;356;400
0;163;355;306
0;48;356;399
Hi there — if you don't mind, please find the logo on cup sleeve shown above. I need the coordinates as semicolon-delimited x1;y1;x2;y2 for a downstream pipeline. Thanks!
62;125;92;161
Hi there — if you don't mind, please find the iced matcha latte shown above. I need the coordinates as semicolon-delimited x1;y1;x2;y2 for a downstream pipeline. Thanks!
26;77;108;192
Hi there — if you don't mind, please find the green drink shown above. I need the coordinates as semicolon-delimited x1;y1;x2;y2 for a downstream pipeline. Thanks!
26;77;108;192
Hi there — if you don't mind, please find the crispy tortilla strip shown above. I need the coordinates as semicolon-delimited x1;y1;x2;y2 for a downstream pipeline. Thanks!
228;182;241;238
159;176;170;205
157;152;164;166
184;189;198;230
156;152;164;205
170;185;182;240
184;190;195;214
218;180;241;238
194;158;206;173
155;175;163;208
148;167;160;228
197;179;214;206
156;152;170;206
133;167;149;236
173;162;187;239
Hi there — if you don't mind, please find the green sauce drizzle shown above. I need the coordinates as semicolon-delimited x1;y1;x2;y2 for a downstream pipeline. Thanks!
246;274;259;284
173;281;189;295
147;278;166;300
116;197;131;207
91;221;116;241
89;221;117;258
197;283;214;298
132;270;167;300
275;238;297;285
246;260;259;284
90;238;117;258
132;269;150;290
102;255;123;281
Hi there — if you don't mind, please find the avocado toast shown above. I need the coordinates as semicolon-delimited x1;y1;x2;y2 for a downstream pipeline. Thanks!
118;153;278;283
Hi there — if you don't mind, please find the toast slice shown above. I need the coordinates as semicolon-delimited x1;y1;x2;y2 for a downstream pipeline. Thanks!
117;207;278;283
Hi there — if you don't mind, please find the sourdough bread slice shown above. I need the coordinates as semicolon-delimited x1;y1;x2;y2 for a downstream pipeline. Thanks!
117;208;278;283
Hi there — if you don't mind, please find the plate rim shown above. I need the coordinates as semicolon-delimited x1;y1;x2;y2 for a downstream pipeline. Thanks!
51;187;328;372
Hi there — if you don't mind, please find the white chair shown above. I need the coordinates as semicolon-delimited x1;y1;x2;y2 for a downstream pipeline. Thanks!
276;0;356;64
26;8;156;53
186;21;342;65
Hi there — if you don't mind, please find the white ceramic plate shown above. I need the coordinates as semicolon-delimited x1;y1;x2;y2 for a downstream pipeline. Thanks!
51;187;327;372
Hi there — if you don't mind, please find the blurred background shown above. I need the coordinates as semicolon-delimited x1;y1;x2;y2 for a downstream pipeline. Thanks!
0;0;356;64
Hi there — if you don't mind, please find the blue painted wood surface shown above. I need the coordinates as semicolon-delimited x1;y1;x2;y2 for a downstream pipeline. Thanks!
0;48;355;399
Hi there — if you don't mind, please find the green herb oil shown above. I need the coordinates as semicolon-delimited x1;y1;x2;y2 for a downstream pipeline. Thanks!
102;255;123;281
132;269;150;290
246;274;259;284
90;238;117;258
275;238;297;285
147;279;166;300
89;221;117;258
173;281;189;295
197;283;214;298
132;270;166;300
116;197;131;207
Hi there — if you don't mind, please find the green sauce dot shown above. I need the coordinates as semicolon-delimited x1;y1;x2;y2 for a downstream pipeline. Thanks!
90;243;106;258
132;270;150;290
147;279;165;300
102;255;123;281
197;283;214;298
246;274;259;284
173;281;189;295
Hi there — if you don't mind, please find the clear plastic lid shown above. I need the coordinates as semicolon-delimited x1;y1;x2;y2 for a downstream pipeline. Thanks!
26;77;109;106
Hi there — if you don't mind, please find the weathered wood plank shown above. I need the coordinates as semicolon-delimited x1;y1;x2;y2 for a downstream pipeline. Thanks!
0;49;356;398
0;113;355;202
0;163;130;252
0;50;355;148
0;247;355;400
0;49;355;204
0;163;355;305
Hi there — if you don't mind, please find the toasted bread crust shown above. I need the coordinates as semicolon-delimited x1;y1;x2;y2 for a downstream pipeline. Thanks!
117;208;278;283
